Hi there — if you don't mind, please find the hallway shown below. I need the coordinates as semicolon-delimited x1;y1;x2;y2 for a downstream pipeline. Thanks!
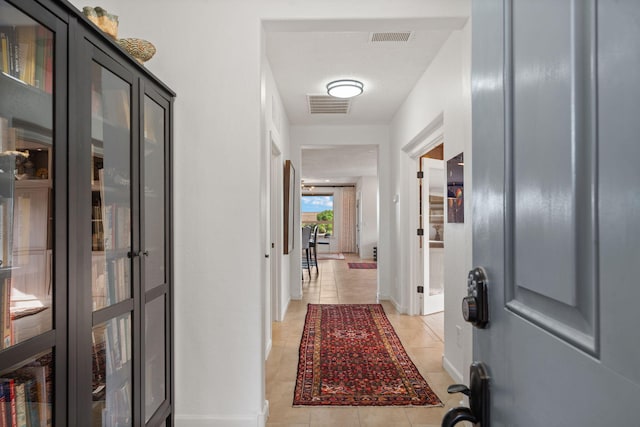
266;254;460;426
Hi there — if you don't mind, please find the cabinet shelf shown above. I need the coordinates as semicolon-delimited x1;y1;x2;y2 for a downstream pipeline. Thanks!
15;179;52;189
0;73;53;131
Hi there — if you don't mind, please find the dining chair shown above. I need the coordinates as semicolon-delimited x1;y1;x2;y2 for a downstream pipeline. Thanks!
301;225;312;279
309;225;319;273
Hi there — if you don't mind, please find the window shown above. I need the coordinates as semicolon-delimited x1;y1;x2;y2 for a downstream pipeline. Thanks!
301;195;333;236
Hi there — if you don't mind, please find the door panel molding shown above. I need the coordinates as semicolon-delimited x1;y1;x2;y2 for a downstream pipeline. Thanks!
503;0;598;356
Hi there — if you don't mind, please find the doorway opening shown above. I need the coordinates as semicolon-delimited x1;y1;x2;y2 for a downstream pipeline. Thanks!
299;145;379;294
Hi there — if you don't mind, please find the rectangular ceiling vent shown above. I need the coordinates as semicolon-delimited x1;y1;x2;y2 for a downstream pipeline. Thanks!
307;95;351;114
370;31;412;43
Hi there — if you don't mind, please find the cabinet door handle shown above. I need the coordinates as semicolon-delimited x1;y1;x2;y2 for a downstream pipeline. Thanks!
127;251;140;258
142;250;149;256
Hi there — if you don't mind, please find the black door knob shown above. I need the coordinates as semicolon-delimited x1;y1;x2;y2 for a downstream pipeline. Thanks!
443;362;490;426
462;296;478;324
462;267;488;328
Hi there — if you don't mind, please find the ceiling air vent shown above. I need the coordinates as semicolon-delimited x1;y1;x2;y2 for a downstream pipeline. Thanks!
369;31;412;43
307;95;351;114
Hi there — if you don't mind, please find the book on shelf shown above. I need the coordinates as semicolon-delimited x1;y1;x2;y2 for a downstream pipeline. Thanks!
0;378;17;427
108;318;121;370
115;206;130;250
116;258;127;302
119;316;130;363
1;278;12;349
34;27;46;92
16;26;36;87
102;382;131;426
22;377;41;427
0;25;18;78
24;379;41;427
92;204;103;251
0;382;6;427
0;364;48;426
91;257;106;310
19;366;47;427
91;330;105;389
106;260;115;306
96;169;114;252
0;32;9;76
0;200;13;270
102;205;113;250
14;382;27;427
0;25;52;94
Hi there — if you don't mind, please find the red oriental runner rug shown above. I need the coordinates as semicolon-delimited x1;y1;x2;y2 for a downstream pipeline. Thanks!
293;304;442;407
348;262;377;269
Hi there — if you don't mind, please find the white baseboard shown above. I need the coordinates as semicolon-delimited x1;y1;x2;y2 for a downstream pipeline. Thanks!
442;354;463;383
390;295;407;314
258;400;269;427
280;297;290;321
176;401;269;427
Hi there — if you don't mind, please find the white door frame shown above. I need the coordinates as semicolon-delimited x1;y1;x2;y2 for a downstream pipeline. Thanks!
270;134;283;322
421;157;445;315
401;112;443;315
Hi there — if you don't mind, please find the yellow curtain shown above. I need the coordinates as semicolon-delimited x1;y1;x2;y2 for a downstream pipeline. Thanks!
340;187;356;253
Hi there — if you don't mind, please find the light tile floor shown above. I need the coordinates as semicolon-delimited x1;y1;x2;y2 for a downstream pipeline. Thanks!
266;253;461;427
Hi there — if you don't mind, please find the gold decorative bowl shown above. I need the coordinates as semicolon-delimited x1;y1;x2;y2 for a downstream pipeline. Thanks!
117;38;156;64
83;6;119;39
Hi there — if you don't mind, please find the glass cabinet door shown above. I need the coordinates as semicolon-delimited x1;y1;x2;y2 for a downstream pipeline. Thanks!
91;62;132;310
90;60;132;427
0;0;57;422
142;93;169;423
142;96;165;294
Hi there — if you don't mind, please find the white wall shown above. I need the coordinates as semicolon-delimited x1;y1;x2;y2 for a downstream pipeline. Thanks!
356;176;379;260
390;22;473;383
67;0;470;425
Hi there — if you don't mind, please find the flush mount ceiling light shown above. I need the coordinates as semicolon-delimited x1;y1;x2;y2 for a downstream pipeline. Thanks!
326;79;364;98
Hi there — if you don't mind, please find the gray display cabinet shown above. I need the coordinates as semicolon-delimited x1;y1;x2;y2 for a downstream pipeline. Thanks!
0;0;174;425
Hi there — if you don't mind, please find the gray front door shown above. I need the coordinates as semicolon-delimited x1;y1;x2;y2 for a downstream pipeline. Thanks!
472;0;640;425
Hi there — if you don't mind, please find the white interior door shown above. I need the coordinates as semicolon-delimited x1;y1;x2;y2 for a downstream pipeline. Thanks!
421;157;444;315
469;0;640;425
270;142;281;322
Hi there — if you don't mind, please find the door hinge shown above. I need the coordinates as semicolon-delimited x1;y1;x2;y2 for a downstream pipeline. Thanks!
417;228;424;236
417;286;424;294
417;171;424;179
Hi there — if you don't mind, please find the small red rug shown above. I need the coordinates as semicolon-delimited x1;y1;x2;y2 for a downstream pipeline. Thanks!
293;304;442;407
348;262;377;269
